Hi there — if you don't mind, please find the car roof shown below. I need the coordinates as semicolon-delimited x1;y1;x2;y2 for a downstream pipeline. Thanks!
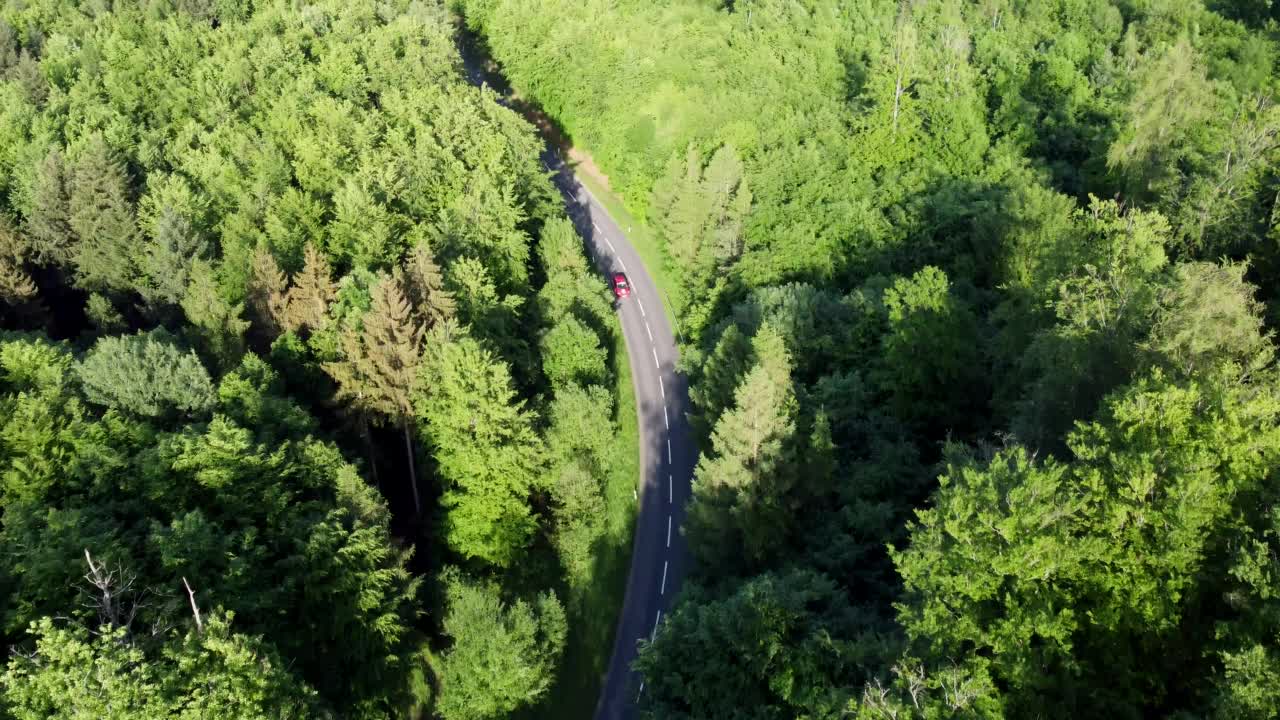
614;273;627;281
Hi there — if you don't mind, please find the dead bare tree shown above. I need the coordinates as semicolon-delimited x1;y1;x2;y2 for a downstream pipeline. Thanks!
82;548;147;635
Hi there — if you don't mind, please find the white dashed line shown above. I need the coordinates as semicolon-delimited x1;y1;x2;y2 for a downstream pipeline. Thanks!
605;239;616;252
667;516;672;547
645;322;653;342
652;348;660;369
659;376;665;400
636;682;644;702
637;298;647;318
667;439;672;464
652;610;662;640
619;259;628;273
660;561;669;595
592;221;601;232
669;475;673;504
663;406;669;429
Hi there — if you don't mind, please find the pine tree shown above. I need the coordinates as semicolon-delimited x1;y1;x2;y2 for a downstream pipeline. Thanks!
324;274;425;514
245;244;289;341
400;241;455;328
69;135;139;293
284;242;336;333
25;148;74;267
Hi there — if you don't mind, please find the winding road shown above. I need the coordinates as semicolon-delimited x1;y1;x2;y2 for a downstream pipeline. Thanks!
540;151;696;720
455;35;694;719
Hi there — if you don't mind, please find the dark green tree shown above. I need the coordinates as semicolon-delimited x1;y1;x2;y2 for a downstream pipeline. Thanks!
24;149;74;268
68;136;139;293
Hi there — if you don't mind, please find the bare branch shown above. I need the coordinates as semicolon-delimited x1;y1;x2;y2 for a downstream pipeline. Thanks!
182;577;203;634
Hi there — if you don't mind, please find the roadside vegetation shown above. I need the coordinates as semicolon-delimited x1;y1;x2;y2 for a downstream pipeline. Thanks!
461;1;1280;717
0;0;636;718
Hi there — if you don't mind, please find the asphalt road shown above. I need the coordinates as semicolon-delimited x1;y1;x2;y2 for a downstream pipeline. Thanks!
539;150;696;720
453;35;693;717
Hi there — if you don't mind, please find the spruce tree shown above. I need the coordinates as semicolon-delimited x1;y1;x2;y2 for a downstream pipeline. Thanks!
245;244;289;341
0;215;35;305
417;332;546;567
687;323;797;573
181;260;249;372
25;148;74;267
68;135;139;293
138;206;208;310
400;241;455;329
284;242;336;333
325;274;425;514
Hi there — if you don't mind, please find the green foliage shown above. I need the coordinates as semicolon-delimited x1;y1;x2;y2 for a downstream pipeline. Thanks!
68;136;139;294
417;330;546;567
181;260;249;373
2;615;324;720
435;569;567;720
893;365;1280;717
540;315;607;389
76;330;215;420
461;0;1280;716
637;570;866;720
687;324;797;574
879;266;984;432
545;383;615;581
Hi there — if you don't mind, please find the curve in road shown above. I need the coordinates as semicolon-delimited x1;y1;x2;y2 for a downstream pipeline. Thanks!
540;150;696;720
453;30;693;719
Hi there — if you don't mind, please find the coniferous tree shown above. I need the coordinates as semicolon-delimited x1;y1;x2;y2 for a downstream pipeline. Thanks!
245;244;289;341
325;274;425;514
0;215;35;305
181;260;249;373
687;323;797;573
400;241;455;329
24;148;74;267
77;330;216;420
284;242;336;334
138;206;208;310
68;136;138;293
417;331;545;567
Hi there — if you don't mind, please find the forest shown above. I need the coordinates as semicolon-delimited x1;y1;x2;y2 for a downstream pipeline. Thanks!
0;0;635;717
458;0;1280;718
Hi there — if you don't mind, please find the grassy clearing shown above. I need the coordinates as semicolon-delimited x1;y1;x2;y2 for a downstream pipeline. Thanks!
531;326;639;720
572;167;685;335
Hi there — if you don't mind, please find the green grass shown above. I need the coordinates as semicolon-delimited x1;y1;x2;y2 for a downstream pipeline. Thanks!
530;326;639;720
572;167;686;337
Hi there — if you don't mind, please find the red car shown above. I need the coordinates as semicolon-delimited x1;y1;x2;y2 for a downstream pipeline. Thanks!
612;273;631;299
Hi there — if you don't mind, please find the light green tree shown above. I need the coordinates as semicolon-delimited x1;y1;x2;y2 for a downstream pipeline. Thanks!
417;331;545;567
77;330;216;420
540;315;607;389
435;569;566;720
687;323;796;573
